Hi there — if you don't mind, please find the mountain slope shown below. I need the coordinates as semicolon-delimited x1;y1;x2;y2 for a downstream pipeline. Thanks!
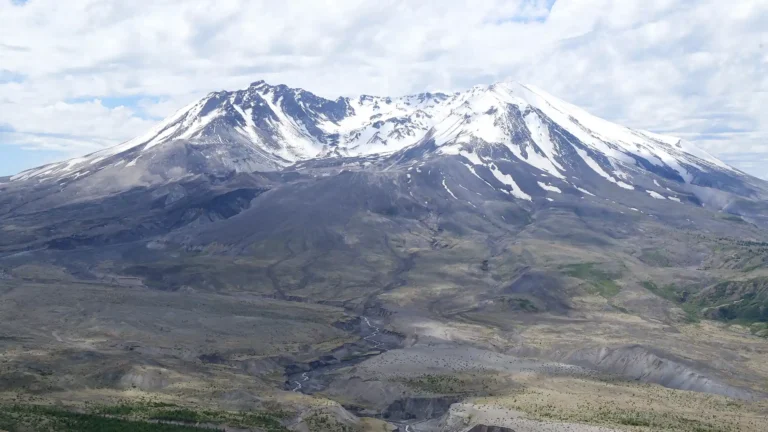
8;80;759;204
2;80;768;431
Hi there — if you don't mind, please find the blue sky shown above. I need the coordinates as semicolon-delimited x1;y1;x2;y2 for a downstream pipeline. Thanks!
1;0;767;177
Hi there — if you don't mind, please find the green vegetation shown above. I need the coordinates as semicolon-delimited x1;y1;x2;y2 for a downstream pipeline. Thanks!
640;281;684;302
512;297;539;312
149;409;203;423
748;322;768;338
305;413;356;432
641;281;699;323
678;303;701;323
528;403;739;432
0;402;291;432
561;263;621;298
94;401;178;416
717;213;747;224
638;249;673;267
499;296;539;312
701;279;768;325
612;305;630;314
399;373;499;396
0;404;212;432
698;234;768;272
402;374;464;394
642;277;768;328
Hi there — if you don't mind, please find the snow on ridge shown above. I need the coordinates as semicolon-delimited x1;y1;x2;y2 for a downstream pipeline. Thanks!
232;104;263;147
461;163;496;190
511;83;734;176
488;163;531;201
10;79;737;186
261;91;323;161
575;186;595;196
522;111;566;178
122;79;735;177
574;148;634;190
131;99;204;153
537;181;562;193
459;150;484;166
442;178;458;200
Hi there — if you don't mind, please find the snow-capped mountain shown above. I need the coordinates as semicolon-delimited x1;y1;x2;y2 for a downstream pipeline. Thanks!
5;77;768;288
8;79;763;211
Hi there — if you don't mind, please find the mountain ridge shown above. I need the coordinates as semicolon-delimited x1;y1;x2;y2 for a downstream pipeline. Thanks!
9;80;735;182
4;78;768;230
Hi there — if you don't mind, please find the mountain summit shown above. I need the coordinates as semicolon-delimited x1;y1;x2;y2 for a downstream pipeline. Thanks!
10;81;739;190
4;79;768;226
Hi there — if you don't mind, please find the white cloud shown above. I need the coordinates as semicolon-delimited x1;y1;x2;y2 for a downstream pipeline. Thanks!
0;0;766;176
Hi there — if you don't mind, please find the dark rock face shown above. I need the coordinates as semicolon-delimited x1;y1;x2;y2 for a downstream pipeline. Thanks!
381;397;460;422
468;426;516;432
503;271;570;313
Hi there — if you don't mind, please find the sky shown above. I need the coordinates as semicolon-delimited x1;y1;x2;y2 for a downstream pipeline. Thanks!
1;0;767;177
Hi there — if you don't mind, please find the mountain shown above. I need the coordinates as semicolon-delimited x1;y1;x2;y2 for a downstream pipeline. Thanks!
8;80;762;205
2;80;768;431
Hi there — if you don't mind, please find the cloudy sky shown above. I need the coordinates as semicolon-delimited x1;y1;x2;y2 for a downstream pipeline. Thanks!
1;0;766;177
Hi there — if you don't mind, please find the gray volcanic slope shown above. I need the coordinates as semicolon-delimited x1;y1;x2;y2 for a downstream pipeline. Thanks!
1;80;768;431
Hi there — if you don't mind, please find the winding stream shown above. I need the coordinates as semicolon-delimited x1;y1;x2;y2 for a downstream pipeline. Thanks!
285;315;393;394
291;372;309;392
285;315;425;430
362;316;381;348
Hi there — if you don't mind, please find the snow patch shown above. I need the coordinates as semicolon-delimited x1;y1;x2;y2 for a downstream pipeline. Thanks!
522;111;566;178
462;163;495;190
537;181;562;193
575;186;595;196
488;164;531;201
460;150;484;166
442;178;458;200
574;148;634;190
